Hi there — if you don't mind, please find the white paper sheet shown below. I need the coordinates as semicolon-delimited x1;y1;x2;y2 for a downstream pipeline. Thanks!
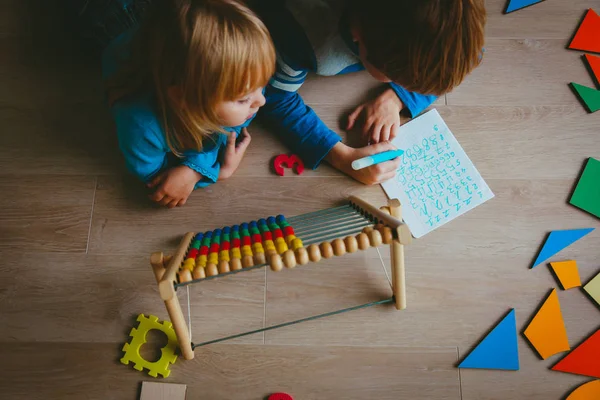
381;109;494;238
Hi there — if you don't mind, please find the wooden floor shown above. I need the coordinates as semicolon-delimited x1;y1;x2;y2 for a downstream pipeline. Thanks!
1;1;599;399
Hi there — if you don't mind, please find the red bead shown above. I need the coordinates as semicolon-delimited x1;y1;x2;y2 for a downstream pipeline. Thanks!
199;247;209;255
262;231;273;240
252;234;262;243
221;242;230;251
209;243;220;252
273;229;283;238
242;236;251;246
232;238;241;247
283;226;294;235
187;249;199;259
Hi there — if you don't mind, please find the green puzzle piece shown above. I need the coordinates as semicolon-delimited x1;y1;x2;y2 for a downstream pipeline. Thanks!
571;83;600;113
570;157;600;220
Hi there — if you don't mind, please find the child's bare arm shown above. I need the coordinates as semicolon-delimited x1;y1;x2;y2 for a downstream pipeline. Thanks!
219;129;251;180
147;166;203;208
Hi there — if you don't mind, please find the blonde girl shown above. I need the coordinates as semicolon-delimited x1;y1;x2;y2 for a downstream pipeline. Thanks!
102;0;275;207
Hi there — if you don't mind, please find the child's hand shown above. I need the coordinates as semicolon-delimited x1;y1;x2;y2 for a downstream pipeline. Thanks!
219;128;251;180
147;165;202;208
325;141;400;186
347;88;403;145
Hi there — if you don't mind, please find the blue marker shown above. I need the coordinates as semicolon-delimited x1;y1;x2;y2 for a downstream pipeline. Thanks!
351;149;404;170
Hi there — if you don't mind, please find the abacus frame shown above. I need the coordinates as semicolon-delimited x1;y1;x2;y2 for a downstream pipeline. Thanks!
149;196;412;360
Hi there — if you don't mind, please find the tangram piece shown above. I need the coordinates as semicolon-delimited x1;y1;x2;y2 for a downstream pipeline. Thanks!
571;83;600;113
570;158;600;219
584;54;600;87
566;380;600;400
550;260;582;290
140;382;187;400
569;9;600;54
505;0;544;13
583;271;600;307
120;314;179;378
532;228;595;268
552;329;600;379
459;309;520;370
523;289;570;359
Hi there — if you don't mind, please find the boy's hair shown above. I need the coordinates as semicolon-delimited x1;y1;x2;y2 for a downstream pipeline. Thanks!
108;0;275;154
352;0;486;96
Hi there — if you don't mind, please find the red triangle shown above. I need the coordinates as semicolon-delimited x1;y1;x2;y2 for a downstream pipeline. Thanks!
569;9;600;54
552;329;600;378
584;54;600;87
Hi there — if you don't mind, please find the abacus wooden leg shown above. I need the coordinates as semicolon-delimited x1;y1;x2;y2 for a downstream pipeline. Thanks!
388;199;407;310
150;247;195;360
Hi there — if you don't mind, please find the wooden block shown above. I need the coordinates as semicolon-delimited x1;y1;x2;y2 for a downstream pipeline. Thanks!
571;83;600;113
532;228;594;268
549;260;582;290
584;54;600;87
523;289;570;359
569;9;600;54
140;381;186;400
583;271;600;307
566;380;600;400
459;309;519;370
552;329;600;378
570;158;600;220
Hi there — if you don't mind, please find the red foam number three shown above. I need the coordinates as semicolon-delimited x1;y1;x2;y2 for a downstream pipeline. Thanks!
273;154;305;176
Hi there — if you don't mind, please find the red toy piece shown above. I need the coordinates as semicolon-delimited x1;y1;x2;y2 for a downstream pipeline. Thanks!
268;393;293;400
569;9;600;54
273;154;305;176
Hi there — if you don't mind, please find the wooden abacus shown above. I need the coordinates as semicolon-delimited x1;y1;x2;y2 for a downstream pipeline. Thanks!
150;196;412;360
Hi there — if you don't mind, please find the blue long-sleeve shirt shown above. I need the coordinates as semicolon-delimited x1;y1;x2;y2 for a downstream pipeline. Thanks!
256;0;437;169
101;29;252;189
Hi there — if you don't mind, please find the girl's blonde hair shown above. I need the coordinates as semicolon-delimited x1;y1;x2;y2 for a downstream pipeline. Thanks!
108;0;276;154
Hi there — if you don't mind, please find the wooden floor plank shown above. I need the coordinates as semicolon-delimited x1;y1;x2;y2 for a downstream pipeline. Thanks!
0;342;460;400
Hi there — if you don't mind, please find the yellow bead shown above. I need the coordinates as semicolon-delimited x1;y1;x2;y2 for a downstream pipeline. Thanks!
196;254;207;267
183;259;195;271
231;248;241;259
219;250;230;261
292;238;303;250
242;245;253;256
285;234;296;245
208;253;218;264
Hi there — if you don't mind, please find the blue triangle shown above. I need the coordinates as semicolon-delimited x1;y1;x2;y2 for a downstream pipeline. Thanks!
532;228;595;268
505;0;544;13
459;309;519;370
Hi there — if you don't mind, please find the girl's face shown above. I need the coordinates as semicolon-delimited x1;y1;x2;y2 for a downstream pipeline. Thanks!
216;87;266;127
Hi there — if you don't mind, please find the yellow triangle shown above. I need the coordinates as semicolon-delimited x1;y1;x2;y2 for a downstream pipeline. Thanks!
523;289;570;359
550;260;582;290
584;272;600;308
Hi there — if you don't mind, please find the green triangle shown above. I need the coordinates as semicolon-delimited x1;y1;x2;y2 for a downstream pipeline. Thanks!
571;83;600;113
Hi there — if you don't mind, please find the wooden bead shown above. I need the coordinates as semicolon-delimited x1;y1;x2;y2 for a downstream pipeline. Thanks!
295;247;309;265
307;244;321;263
320;242;334;259
266;248;278;257
192;267;206;280
242;255;254;268
218;260;230;274
356;233;370;250
270;254;283;272
344;236;358;253
362;226;374;234
254;252;266;265
178;269;192;283
283;249;297;268
230;258;242;271
205;263;219;277
380;226;393;244
332;238;346;256
368;229;383;247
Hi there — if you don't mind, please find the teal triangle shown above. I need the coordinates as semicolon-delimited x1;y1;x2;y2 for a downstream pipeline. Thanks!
459;309;519;370
505;0;543;13
571;83;600;113
532;228;595;268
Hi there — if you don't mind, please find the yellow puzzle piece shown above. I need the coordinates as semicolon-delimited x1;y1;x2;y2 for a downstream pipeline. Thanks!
584;272;600;308
523;289;570;359
566;380;600;400
550;260;582;290
121;314;179;378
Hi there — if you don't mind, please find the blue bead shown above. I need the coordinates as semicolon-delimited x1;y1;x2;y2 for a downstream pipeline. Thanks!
223;226;231;234
241;222;248;229
267;216;276;224
232;225;239;231
205;231;213;238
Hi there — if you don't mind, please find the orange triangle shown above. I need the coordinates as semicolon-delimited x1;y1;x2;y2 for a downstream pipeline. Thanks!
569;9;600;54
550;260;582;290
523;289;570;359
566;380;600;400
553;329;600;379
584;54;600;87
